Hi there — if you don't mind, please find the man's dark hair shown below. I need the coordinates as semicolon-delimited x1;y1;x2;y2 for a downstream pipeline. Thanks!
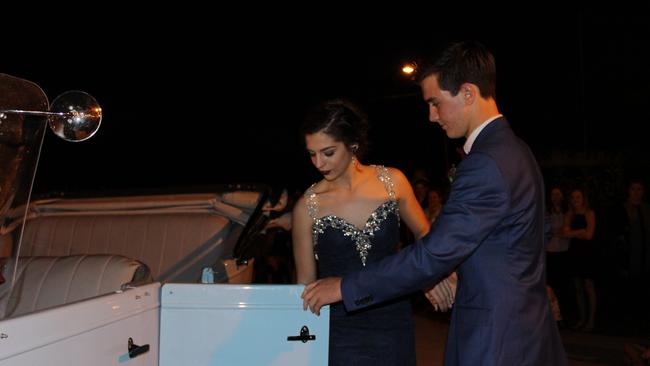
417;40;497;99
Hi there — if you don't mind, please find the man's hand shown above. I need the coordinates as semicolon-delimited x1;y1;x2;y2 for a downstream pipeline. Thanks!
301;277;343;315
424;272;457;311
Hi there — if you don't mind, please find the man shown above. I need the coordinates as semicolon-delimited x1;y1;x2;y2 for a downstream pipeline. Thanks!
619;179;650;334
621;180;650;280
301;41;567;365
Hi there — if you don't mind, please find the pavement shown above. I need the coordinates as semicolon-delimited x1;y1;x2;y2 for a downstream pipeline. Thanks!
412;301;648;366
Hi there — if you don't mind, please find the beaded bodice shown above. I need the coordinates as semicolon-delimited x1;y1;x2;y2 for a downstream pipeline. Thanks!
306;165;400;267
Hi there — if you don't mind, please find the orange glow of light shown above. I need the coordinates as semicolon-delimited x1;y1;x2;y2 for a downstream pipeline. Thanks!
402;64;415;75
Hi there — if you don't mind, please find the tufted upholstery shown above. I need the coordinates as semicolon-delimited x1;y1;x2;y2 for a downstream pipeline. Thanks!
0;254;150;318
17;213;233;282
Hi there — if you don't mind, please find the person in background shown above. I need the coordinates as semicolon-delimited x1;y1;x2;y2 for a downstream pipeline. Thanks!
617;179;650;335
412;177;431;211
564;188;597;332
546;186;571;328
425;187;444;224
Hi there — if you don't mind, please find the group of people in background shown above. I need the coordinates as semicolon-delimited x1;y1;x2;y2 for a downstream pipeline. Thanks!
412;176;446;225
544;180;650;335
544;180;650;365
545;186;597;331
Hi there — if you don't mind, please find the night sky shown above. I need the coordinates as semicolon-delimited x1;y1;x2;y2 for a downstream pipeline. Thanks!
4;11;649;199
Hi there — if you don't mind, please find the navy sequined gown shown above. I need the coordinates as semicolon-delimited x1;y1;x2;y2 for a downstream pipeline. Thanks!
306;166;415;366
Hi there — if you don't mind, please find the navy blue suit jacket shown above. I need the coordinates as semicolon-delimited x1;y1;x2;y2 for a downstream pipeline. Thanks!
341;118;567;365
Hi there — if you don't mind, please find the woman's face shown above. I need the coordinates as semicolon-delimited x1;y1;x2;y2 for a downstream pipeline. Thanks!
414;183;429;202
550;188;563;206
305;131;352;181
570;190;584;209
428;190;442;207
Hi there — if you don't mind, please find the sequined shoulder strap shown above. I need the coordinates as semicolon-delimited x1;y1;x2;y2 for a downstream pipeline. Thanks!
305;183;319;220
374;165;396;201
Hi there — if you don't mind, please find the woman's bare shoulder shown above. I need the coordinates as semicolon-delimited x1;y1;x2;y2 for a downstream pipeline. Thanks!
383;166;410;186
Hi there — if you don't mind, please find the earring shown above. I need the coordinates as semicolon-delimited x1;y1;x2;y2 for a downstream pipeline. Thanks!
351;155;359;169
350;145;360;169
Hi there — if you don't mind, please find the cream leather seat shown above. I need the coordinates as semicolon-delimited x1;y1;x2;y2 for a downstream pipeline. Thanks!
0;254;150;318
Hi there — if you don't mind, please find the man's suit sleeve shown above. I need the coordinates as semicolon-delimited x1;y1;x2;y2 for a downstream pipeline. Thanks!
342;153;510;312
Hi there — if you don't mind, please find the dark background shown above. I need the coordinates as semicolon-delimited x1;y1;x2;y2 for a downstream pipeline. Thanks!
4;10;649;199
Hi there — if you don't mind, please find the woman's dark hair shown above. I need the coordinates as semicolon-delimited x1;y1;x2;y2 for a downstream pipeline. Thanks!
547;186;567;214
300;99;369;159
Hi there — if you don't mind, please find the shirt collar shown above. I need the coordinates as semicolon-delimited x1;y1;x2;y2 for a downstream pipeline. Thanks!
463;114;503;154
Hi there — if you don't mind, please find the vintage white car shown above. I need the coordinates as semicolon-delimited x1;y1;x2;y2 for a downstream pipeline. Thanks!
0;74;328;365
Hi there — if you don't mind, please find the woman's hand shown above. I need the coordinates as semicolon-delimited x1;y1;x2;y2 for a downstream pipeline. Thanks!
424;272;457;311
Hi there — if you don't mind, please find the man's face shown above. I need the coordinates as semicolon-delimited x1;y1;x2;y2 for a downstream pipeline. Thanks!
629;182;645;204
421;74;469;139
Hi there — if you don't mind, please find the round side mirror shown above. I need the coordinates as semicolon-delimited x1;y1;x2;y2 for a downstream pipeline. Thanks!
48;91;102;142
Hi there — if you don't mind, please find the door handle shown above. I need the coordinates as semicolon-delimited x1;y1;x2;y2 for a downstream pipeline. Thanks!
287;325;316;343
128;337;150;359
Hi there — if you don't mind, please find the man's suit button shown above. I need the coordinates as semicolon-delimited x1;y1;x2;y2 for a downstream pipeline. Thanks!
355;296;373;306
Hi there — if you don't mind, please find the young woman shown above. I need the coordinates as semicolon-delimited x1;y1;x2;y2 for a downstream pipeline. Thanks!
564;188;597;331
292;99;450;365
